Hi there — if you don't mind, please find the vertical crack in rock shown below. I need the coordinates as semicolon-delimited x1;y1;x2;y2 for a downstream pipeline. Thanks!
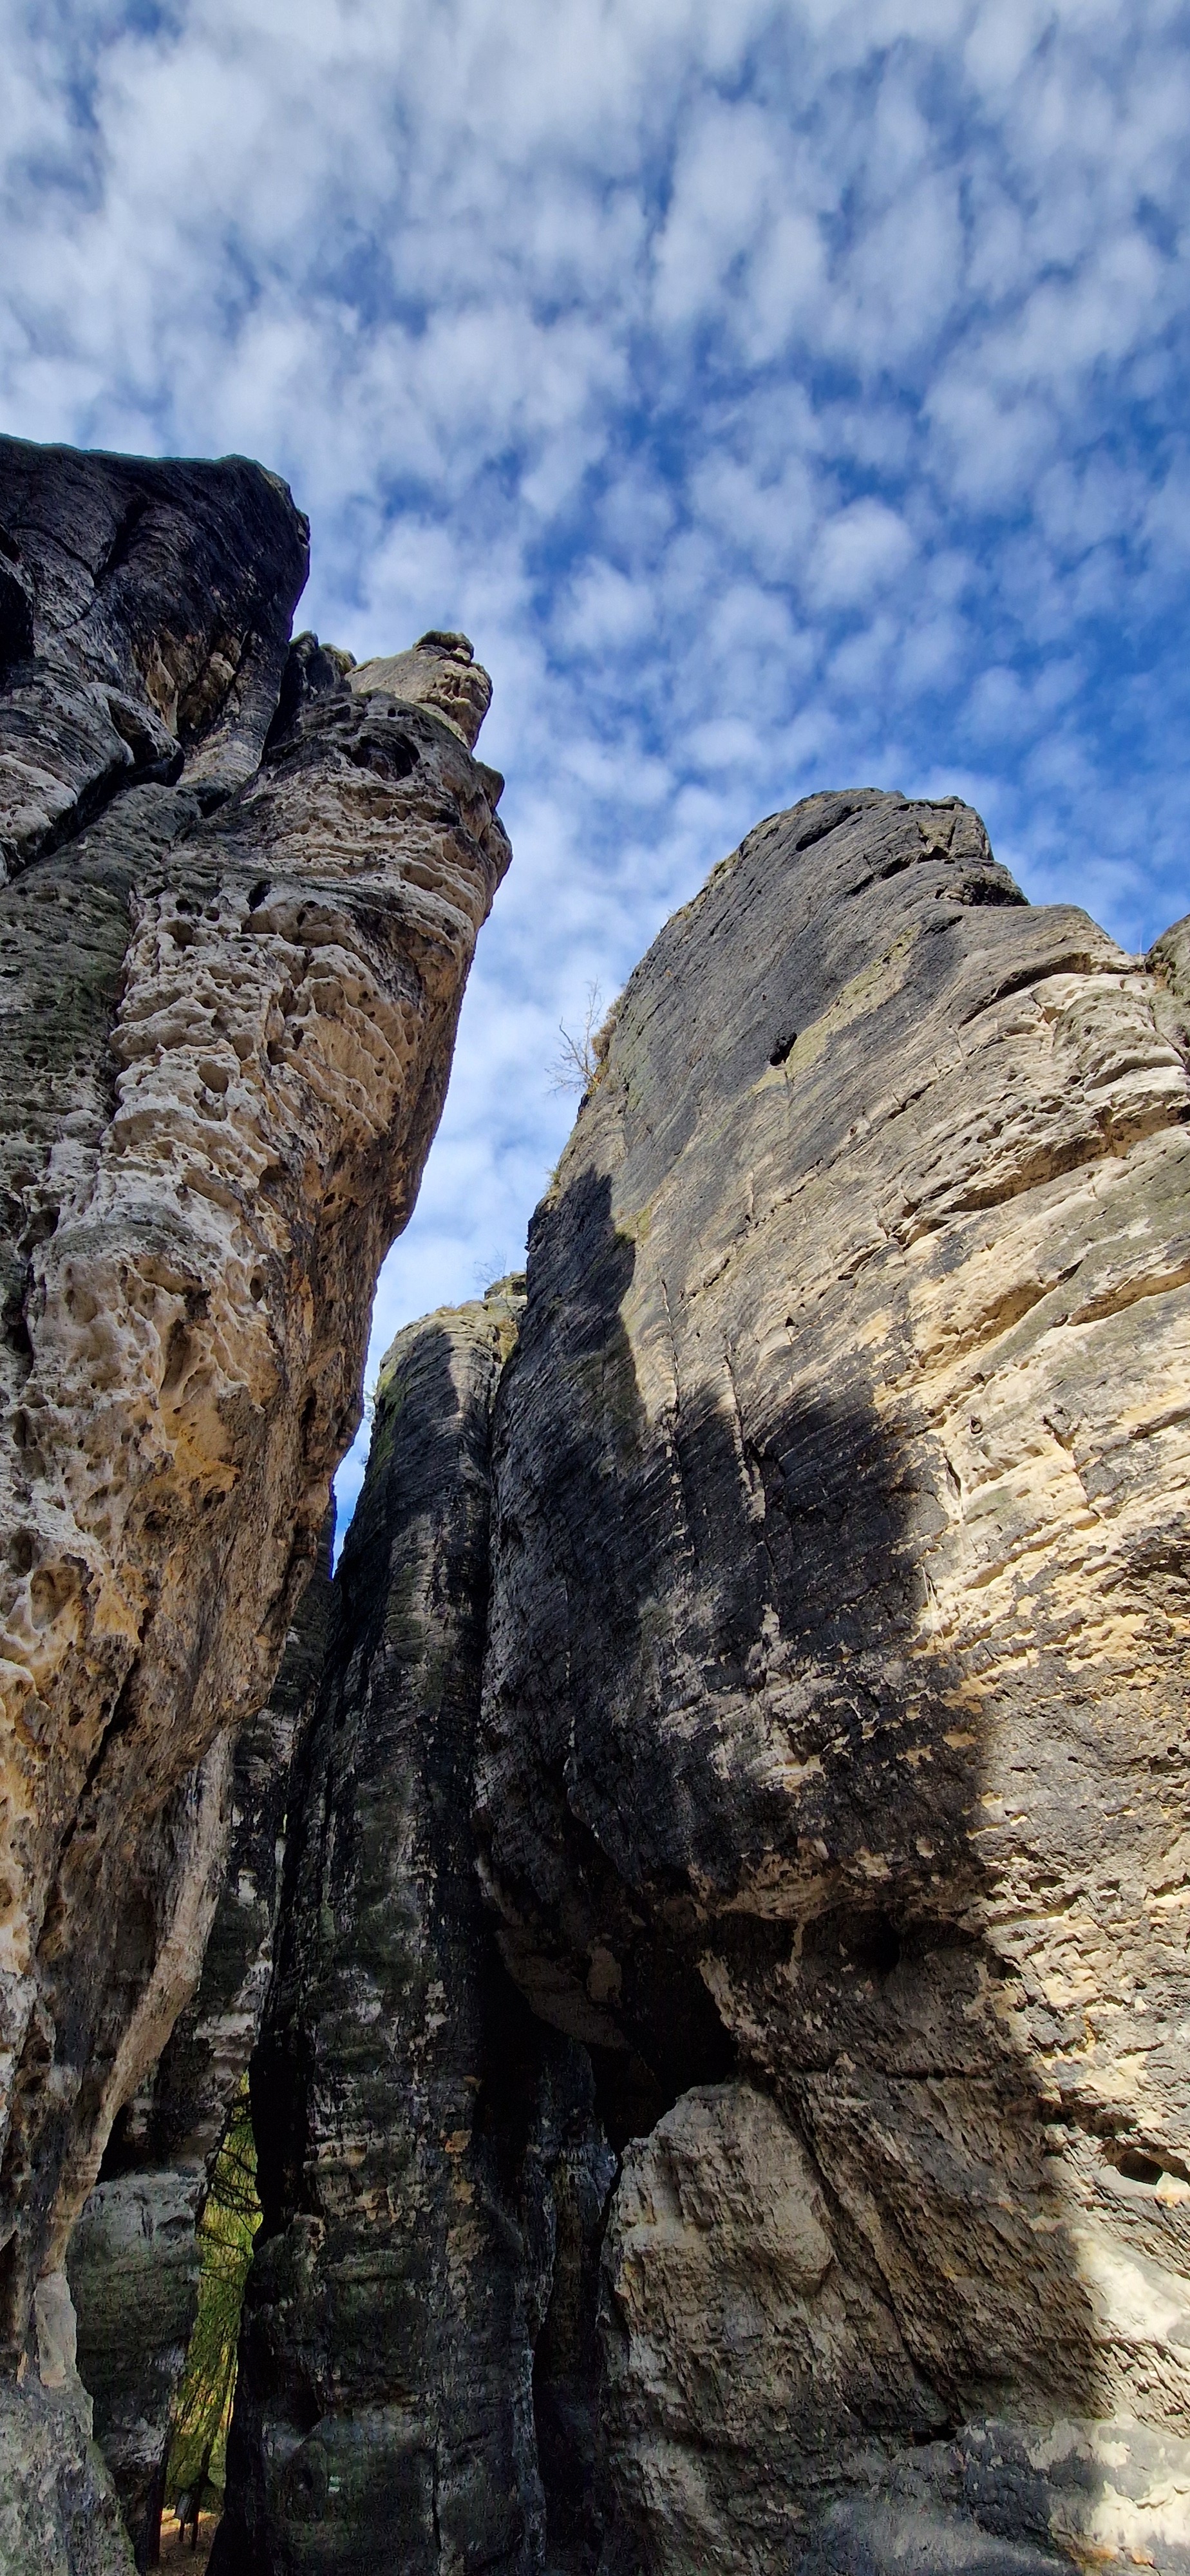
0;435;511;2570
67;1511;334;2564
214;1285;614;2576
8;440;1190;2576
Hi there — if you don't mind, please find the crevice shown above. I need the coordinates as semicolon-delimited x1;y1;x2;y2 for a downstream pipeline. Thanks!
3;735;187;885
90;494;151;595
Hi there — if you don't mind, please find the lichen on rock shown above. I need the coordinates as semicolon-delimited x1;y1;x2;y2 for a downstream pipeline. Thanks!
5;430;1190;2576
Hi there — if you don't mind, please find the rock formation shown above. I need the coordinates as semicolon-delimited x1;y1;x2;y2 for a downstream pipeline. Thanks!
213;1283;614;2576
222;788;1190;2576
4;429;1189;2576
0;433;509;2571
477;790;1190;2573
68;1515;334;2562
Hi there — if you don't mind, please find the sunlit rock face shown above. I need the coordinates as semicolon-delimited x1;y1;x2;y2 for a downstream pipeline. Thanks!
214;1286;615;2576
0;433;509;2574
475;792;1190;2573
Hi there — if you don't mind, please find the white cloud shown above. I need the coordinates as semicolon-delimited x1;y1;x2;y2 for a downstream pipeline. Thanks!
809;499;916;607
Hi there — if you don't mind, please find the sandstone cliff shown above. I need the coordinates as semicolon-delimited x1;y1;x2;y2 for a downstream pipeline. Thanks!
477;790;1190;2573
0;435;510;2570
222;787;1190;2576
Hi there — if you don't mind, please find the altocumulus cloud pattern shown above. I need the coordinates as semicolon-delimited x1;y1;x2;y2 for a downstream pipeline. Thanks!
3;0;1189;1522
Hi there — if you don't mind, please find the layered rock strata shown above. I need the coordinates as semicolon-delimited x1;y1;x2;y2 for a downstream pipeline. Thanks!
67;1515;334;2564
0;435;510;2569
475;790;1190;2573
214;1285;614;2576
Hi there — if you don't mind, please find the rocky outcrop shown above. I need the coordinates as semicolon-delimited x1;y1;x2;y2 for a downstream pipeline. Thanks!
214;1285;614;2576
11;433;1188;2576
472;791;1190;2572
217;786;1190;2575
67;1516;334;2563
0;434;510;2570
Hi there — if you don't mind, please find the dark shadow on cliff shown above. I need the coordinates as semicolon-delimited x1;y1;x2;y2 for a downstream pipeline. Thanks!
479;1164;1107;2571
212;1312;616;2576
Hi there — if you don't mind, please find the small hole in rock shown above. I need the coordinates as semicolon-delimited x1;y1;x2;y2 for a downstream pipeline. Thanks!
769;1031;796;1066
1117;2149;1164;2185
851;1914;902;1979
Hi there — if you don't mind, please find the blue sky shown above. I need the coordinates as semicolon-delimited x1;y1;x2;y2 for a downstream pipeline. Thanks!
3;0;1189;1529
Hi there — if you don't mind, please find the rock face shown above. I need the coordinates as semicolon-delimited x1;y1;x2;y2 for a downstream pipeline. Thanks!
214;1286;614;2576
67;1517;334;2563
472;791;1190;2572
0;435;510;2569
9;437;1189;2576
218;786;1190;2576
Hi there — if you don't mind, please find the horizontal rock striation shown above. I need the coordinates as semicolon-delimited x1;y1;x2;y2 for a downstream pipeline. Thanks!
0;435;510;2570
474;791;1190;2571
214;1285;614;2576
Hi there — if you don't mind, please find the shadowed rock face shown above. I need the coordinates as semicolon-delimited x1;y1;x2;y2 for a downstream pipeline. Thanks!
0;435;510;2572
0;437;308;868
473;791;1190;2571
67;1514;334;2566
214;1285;614;2576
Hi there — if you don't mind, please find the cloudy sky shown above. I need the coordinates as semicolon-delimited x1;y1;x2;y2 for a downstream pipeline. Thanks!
3;0;1189;1527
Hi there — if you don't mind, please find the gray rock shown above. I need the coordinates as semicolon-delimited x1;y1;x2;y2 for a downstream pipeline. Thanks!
214;1286;614;2576
475;790;1190;2570
0;434;308;874
67;1517;334;2562
0;2379;133;2576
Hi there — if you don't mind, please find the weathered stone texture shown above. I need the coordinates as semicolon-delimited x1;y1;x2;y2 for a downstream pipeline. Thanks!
0;436;305;873
214;1286;614;2576
67;1519;334;2562
8;425;1189;2576
474;791;1190;2570
0;433;509;2566
0;2378;133;2576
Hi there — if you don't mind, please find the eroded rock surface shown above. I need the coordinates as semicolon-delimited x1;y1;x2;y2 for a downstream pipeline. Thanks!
473;791;1190;2571
215;1287;614;2576
67;1518;334;2563
0;434;510;2570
